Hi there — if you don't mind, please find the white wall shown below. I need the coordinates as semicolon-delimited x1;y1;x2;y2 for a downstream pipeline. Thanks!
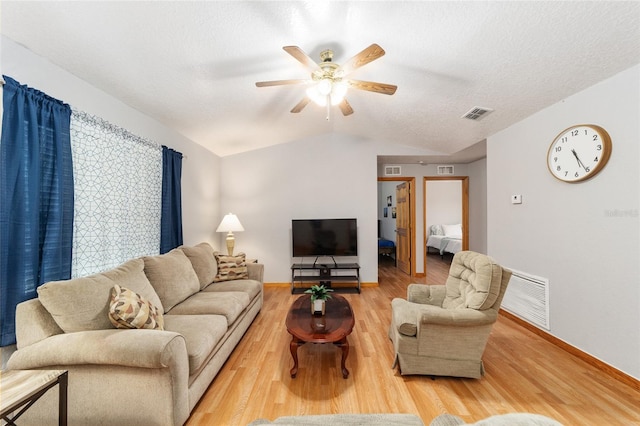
487;65;640;379
426;180;462;230
219;134;443;284
468;158;488;253
1;36;221;248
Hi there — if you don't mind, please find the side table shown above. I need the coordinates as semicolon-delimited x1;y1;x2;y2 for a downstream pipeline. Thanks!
0;369;68;426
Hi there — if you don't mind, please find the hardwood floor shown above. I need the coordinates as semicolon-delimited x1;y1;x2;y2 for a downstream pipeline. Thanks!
187;255;640;425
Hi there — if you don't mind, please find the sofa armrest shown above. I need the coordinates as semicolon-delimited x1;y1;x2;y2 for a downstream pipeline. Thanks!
8;328;187;370
247;262;264;283
15;298;63;349
407;284;446;306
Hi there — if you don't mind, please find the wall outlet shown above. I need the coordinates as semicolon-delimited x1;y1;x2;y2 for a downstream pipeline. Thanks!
511;194;522;204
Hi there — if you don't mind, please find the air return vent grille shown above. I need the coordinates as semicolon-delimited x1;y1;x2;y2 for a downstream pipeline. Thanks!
501;269;550;330
462;106;494;121
437;165;454;175
384;165;401;176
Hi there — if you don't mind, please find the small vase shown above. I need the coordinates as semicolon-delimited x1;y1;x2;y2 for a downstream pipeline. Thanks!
312;299;325;315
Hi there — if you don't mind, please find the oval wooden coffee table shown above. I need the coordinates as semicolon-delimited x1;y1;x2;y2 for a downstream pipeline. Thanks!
285;293;355;379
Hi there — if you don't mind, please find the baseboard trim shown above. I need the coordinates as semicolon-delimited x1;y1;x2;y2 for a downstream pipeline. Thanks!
265;282;379;288
499;309;639;392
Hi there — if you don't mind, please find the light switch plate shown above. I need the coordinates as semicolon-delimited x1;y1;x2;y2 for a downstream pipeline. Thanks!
511;194;522;204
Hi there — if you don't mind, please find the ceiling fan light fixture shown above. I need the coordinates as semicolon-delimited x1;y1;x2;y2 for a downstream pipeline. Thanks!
306;85;327;106
306;78;346;106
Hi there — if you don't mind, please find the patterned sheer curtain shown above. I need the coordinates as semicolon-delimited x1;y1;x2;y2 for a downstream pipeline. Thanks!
70;110;162;277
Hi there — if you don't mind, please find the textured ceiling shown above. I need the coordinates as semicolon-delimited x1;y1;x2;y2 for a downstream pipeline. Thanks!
2;1;639;161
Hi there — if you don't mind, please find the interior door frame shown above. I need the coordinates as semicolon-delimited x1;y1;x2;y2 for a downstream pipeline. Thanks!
378;177;416;276
423;176;469;276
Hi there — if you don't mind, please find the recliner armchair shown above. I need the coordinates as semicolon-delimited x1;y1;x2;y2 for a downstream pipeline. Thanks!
388;251;511;379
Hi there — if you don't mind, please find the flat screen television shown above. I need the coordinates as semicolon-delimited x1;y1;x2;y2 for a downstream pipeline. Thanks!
292;218;358;257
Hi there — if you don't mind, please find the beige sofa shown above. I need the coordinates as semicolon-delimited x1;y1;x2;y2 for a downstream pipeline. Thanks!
7;242;263;426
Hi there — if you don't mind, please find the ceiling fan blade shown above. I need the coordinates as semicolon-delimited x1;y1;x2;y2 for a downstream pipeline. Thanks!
283;46;319;71
290;97;311;113
338;98;354;116
348;79;397;95
340;44;385;75
255;79;308;87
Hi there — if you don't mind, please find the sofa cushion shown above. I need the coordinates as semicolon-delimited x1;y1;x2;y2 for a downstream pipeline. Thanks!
163;314;227;375
213;252;248;282
179;242;217;290
202;278;262;301
443;251;502;310
143;249;201;313
167;291;251;326
37;258;163;333
109;284;164;330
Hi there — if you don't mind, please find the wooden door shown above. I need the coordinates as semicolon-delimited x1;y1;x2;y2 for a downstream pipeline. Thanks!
395;182;411;275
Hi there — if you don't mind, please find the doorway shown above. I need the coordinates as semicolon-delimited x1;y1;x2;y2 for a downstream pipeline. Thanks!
377;177;416;276
424;176;469;282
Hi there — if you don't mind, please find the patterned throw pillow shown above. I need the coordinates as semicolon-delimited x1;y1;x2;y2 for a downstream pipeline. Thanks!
213;252;248;282
108;284;164;330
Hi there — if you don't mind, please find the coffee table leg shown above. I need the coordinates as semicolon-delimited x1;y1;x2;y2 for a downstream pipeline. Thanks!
58;371;68;426
336;338;349;378
290;337;301;378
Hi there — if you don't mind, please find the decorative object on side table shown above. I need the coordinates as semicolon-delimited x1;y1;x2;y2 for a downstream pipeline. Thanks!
216;213;244;255
304;284;333;315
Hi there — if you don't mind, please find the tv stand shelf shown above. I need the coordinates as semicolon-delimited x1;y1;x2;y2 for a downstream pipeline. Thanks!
291;263;361;294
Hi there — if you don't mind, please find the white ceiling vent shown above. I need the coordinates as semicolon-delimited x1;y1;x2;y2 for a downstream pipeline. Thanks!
462;106;494;121
437;165;454;175
384;165;401;176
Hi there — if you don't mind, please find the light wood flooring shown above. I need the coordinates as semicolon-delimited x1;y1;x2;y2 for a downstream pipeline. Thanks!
187;255;640;425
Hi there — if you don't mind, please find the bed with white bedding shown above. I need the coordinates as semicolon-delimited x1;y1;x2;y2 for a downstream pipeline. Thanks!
426;224;462;256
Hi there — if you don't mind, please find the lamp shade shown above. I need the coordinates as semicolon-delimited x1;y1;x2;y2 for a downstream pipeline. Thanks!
216;213;244;233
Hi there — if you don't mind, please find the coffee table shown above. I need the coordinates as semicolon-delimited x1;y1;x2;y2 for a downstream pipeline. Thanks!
285;294;355;379
0;369;68;425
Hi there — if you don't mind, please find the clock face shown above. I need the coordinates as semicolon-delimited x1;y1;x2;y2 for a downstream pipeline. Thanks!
547;124;612;183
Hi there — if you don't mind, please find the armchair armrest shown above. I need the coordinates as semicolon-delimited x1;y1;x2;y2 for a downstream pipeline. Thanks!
407;284;446;306
8;329;187;370
391;298;498;337
418;306;498;327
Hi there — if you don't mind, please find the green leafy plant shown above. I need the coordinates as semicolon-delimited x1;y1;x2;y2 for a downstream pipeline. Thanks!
304;284;334;302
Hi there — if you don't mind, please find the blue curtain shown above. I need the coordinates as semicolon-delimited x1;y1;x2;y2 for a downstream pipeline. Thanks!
0;76;74;346
160;146;183;254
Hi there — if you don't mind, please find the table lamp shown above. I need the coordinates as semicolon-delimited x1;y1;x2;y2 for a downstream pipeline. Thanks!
216;213;244;255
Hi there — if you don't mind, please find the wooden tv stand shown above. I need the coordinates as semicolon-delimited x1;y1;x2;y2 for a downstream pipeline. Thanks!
290;262;361;294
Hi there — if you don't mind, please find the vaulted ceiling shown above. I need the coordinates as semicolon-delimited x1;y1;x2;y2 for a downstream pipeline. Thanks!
2;1;639;163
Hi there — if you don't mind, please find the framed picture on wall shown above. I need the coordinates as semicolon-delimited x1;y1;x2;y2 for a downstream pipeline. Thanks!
387;196;392;206
383;207;388;218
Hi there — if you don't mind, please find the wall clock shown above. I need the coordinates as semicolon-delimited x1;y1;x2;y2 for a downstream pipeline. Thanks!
547;124;612;183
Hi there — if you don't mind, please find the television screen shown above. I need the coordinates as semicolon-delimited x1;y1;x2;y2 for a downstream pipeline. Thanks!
292;218;358;257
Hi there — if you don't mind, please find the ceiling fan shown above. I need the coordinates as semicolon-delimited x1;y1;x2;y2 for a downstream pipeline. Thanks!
255;44;397;118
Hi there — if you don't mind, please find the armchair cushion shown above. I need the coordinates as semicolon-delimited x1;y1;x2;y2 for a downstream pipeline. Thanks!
407;284;446;306
443;251;502;310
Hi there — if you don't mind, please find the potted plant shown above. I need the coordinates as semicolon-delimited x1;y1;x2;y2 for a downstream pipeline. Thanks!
305;284;334;315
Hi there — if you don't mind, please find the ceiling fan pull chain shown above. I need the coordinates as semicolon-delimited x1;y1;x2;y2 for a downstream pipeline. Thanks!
326;95;331;121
